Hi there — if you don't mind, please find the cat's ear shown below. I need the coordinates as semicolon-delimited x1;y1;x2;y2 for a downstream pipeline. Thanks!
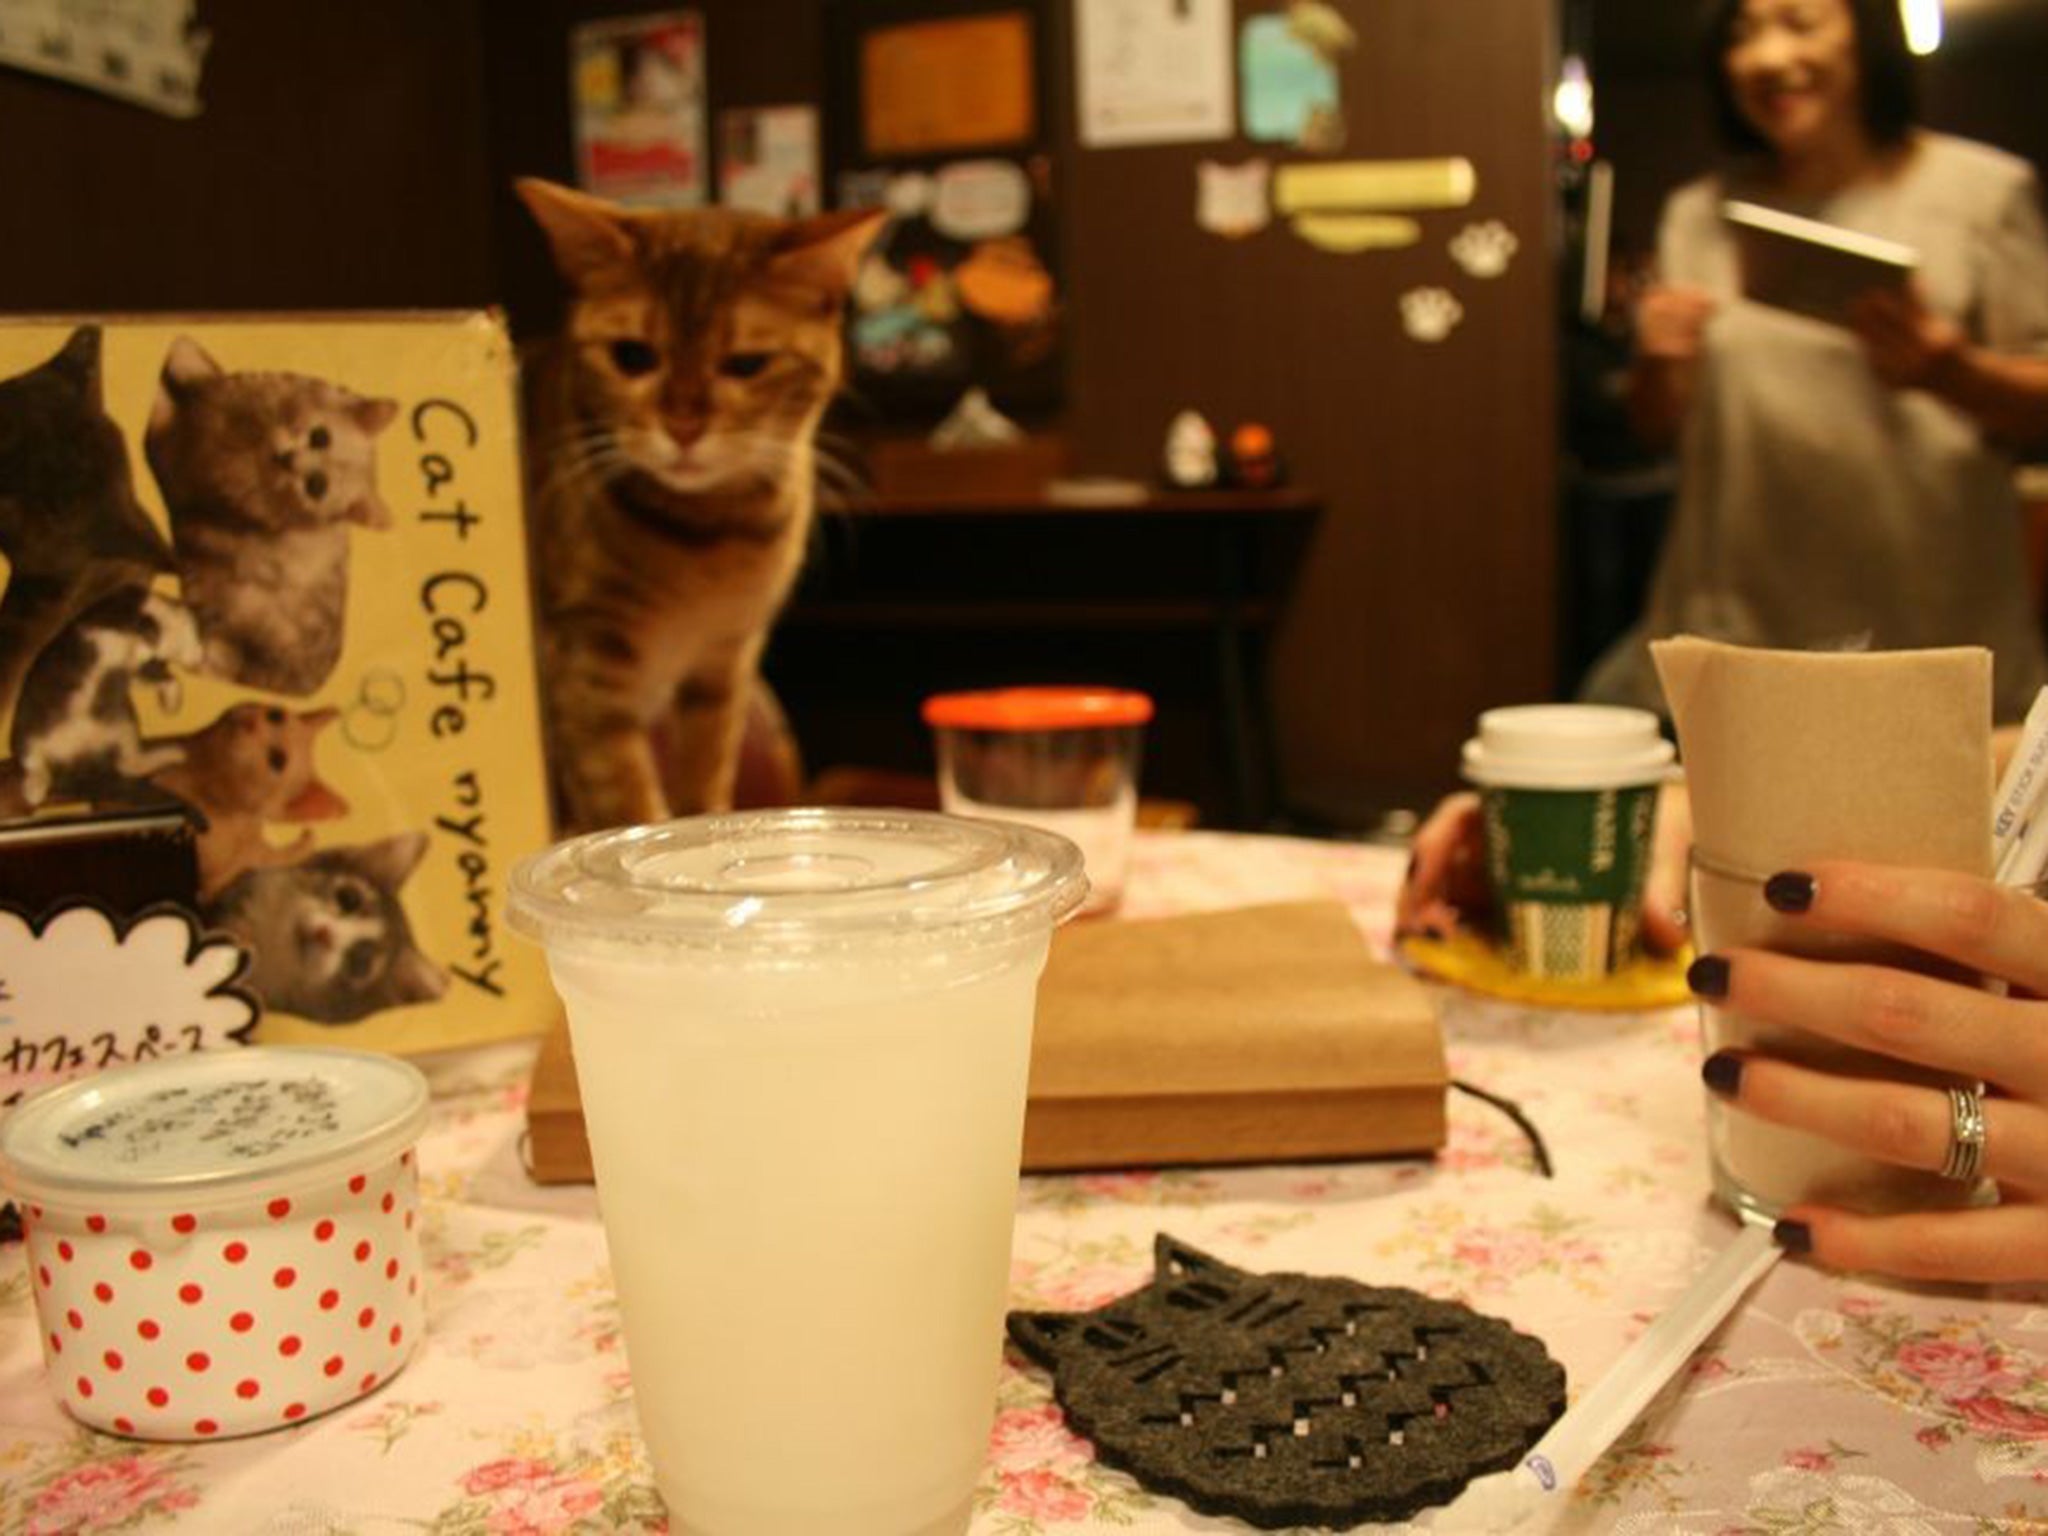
351;830;431;888
51;326;104;403
1153;1235;1239;1285
160;336;222;396
284;779;349;822
353;396;399;436
390;946;450;1006
1006;1312;1079;1371
347;492;393;531
767;210;890;299
516;177;637;290
149;336;220;438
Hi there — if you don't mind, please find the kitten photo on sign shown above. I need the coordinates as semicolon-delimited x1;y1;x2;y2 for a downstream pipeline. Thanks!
515;177;882;831
0;317;554;1056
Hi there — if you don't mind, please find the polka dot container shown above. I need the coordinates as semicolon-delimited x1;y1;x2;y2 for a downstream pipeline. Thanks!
0;1046;429;1441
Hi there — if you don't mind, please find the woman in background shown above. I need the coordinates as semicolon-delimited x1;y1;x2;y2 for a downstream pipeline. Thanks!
1581;0;2048;720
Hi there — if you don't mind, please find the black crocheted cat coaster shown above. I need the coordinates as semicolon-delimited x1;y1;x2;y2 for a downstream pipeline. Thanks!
1006;1235;1566;1530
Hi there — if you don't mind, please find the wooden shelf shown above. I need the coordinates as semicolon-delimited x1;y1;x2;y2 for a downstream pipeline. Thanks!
783;599;1279;630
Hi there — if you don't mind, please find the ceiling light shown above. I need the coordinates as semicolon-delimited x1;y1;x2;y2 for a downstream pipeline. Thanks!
1900;0;1942;55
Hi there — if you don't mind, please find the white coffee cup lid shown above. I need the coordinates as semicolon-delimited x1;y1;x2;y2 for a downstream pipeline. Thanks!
1461;704;1676;791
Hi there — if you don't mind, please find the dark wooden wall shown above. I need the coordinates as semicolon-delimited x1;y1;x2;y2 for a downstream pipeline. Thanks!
0;0;495;312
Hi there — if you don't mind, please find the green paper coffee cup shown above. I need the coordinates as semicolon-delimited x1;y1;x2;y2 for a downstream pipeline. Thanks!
1461;705;1675;980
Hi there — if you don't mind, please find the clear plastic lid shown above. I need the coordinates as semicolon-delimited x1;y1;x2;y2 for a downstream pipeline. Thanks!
1462;704;1676;791
0;1046;429;1210
507;807;1088;956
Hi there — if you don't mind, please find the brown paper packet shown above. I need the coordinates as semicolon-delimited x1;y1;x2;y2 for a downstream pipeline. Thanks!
1023;902;1447;1169
1653;637;1994;1214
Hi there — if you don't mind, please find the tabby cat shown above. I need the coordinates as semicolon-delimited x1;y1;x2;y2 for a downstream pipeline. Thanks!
207;832;448;1024
515;176;883;832
145;336;398;696
10;584;203;809
0;326;176;725
150;701;349;898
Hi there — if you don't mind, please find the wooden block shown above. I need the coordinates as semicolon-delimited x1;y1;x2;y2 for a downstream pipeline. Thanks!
521;899;1445;1183
525;1013;592;1185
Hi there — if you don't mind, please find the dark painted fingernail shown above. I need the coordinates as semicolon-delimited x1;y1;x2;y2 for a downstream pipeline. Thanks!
1687;954;1731;999
1764;871;1816;914
1701;1052;1743;1097
1404;852;1418;887
1772;1218;1812;1254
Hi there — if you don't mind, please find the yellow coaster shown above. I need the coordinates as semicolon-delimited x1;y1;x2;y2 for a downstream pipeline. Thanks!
1398;929;1694;1012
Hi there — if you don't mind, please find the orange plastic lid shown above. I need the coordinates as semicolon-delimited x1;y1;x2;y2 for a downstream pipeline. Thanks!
922;686;1154;732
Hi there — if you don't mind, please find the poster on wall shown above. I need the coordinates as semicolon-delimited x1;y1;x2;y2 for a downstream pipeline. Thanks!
0;315;557;1063
1075;0;1234;149
828;1;1063;422
570;10;708;208
719;105;821;217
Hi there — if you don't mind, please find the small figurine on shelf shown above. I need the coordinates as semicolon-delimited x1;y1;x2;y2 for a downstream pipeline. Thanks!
1223;421;1286;490
1161;410;1219;490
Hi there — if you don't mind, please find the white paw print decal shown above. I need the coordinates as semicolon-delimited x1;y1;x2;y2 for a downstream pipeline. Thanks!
1399;287;1464;343
1449;219;1519;279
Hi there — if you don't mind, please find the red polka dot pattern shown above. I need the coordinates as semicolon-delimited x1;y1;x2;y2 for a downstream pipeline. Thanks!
18;1155;425;1441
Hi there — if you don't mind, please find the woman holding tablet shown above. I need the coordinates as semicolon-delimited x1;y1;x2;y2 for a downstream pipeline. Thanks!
1579;0;2048;722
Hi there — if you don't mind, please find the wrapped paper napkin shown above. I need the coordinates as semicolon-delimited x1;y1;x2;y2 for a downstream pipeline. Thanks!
1022;901;1447;1171
1653;636;1994;1213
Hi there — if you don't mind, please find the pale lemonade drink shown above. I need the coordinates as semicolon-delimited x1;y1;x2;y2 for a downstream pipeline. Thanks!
510;810;1086;1536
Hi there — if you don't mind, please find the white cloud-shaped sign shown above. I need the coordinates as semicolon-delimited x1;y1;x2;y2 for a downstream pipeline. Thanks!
0;905;258;1108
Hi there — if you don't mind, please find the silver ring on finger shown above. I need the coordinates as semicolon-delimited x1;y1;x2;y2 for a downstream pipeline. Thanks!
1939;1083;1988;1183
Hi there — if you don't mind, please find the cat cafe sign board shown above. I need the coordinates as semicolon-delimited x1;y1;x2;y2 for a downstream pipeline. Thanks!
0;314;556;1061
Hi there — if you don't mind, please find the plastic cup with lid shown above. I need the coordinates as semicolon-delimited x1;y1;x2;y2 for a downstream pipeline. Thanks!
507;807;1086;1536
0;1046;429;1440
1461;704;1676;979
923;686;1153;916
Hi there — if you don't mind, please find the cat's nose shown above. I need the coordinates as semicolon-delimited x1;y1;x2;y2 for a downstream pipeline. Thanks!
665;416;707;449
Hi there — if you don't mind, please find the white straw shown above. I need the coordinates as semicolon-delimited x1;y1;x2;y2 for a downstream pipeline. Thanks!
1432;1224;1780;1532
1992;688;2048;877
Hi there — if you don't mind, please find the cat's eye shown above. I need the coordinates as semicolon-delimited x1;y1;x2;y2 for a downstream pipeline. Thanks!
265;708;285;725
719;351;775;380
342;941;377;983
335;882;365;916
304;471;328;500
610;339;661;377
309;425;330;450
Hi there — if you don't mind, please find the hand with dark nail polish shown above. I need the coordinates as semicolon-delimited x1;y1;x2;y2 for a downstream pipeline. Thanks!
1697;858;2048;1285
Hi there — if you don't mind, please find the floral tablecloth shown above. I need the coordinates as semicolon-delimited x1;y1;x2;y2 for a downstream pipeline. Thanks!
7;830;2048;1534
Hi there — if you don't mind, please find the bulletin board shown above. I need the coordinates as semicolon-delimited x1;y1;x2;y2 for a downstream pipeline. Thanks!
824;0;1064;422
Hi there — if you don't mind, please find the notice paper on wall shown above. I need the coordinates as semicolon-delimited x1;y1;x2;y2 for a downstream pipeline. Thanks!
570;10;708;208
1075;0;1234;149
718;104;820;217
0;0;209;117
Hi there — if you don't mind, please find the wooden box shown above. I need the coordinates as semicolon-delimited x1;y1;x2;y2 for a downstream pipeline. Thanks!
524;900;1445;1183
